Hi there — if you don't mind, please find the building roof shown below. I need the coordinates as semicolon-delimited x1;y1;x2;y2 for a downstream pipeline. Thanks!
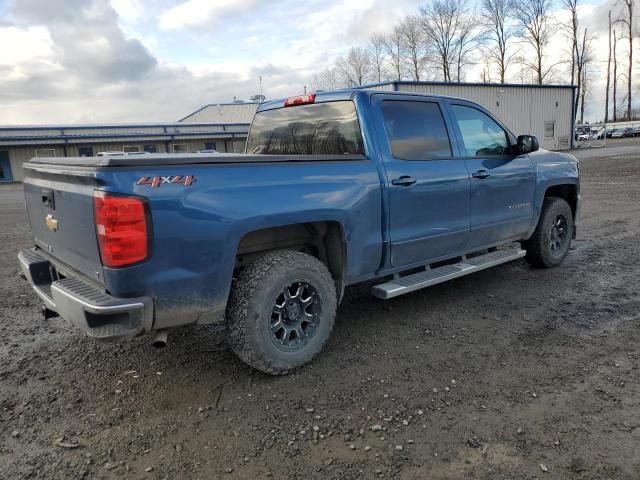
0;121;250;146
178;102;259;124
360;80;577;90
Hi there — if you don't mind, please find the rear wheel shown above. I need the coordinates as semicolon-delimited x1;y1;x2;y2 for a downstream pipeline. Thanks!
226;250;337;375
524;197;574;268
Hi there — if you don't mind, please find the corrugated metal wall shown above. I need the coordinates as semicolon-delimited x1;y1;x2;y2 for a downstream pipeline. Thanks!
365;82;396;91
4;138;245;182
389;83;574;150
180;103;259;123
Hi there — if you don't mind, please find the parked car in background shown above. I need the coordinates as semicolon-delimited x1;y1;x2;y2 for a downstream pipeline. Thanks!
611;127;634;138
97;151;126;157
633;126;640;137
609;129;624;138
574;126;589;140
18;89;581;374
622;127;635;138
97;151;150;157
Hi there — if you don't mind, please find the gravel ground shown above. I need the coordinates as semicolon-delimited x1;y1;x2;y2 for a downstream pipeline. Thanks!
1;144;640;479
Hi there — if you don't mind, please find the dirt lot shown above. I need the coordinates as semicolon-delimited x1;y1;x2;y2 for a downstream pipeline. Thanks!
1;144;640;480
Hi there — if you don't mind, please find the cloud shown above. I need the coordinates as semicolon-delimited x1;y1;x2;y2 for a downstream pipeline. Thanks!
10;0;157;83
109;0;143;21
0;0;311;125
159;0;257;30
0;0;635;125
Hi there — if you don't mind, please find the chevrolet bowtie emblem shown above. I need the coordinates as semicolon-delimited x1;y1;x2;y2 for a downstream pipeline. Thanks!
45;214;58;232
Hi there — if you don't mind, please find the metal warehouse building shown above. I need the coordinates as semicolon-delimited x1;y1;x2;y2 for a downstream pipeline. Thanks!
1;82;575;183
0;117;250;183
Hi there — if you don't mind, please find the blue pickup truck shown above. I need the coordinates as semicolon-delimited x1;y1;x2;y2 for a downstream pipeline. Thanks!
19;89;580;374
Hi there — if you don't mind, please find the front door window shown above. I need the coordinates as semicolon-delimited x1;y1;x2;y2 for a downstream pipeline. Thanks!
451;105;509;157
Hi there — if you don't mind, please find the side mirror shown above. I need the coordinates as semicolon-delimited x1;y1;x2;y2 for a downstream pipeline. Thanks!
517;135;539;154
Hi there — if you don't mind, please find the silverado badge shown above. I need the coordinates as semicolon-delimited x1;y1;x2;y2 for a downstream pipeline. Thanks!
45;214;58;232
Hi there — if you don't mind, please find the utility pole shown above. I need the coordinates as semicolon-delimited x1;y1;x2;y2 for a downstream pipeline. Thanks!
605;10;612;123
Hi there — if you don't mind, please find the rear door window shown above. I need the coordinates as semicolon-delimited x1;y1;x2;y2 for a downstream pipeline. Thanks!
380;100;452;160
246;101;364;155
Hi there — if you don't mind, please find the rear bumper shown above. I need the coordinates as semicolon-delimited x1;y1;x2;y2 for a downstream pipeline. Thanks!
18;248;153;340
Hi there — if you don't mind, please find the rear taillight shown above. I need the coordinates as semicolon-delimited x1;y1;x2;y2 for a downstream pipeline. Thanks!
93;192;149;268
284;93;315;107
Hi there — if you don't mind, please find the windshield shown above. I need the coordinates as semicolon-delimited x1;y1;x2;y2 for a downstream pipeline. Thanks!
246;101;364;155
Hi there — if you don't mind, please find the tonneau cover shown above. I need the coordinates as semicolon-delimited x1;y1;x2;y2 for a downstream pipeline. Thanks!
25;153;366;168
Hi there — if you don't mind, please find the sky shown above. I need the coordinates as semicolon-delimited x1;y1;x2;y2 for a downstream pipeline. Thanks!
0;0;635;125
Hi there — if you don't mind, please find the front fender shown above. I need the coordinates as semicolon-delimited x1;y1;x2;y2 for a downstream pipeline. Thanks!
527;152;580;238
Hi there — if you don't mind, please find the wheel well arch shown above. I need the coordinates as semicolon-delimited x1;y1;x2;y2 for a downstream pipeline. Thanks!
544;184;578;219
234;221;347;283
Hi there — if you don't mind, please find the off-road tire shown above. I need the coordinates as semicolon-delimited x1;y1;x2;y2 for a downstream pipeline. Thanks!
226;250;337;375
524;197;574;268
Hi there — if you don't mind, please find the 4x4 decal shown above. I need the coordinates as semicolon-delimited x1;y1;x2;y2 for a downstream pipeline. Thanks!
136;175;197;188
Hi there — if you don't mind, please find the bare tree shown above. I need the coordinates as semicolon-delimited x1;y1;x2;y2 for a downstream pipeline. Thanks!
369;34;387;83
310;67;341;91
564;0;593;121
605;10;612;123
576;29;595;123
481;0;515;82
335;47;373;87
616;0;634;120
563;0;579;87
575;28;594;123
402;15;430;81
454;8;483;81
420;0;459;81
381;25;405;81
513;0;555;84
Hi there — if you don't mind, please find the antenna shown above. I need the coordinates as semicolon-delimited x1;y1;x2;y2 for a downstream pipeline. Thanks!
259;75;263;98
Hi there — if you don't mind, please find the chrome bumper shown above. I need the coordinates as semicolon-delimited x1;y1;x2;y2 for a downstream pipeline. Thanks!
18;248;153;340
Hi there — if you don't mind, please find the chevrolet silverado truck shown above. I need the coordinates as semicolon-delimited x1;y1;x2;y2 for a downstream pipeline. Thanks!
18;89;580;374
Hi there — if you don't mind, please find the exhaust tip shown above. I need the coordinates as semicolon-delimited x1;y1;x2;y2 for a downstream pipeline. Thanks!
151;330;168;348
42;305;60;320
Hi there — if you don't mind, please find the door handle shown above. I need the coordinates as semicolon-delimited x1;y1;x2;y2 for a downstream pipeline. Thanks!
472;170;491;179
391;175;417;186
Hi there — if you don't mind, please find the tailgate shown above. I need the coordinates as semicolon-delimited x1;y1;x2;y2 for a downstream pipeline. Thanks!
23;168;104;284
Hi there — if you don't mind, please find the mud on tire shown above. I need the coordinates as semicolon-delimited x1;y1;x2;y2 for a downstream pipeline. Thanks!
226;250;337;375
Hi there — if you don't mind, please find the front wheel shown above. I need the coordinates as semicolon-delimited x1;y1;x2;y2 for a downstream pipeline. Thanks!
524;197;574;268
226;250;337;375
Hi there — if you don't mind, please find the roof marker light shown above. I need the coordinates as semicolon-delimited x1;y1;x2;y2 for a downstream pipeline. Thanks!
284;93;316;107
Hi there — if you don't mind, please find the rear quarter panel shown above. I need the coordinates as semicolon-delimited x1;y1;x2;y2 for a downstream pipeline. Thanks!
98;159;382;329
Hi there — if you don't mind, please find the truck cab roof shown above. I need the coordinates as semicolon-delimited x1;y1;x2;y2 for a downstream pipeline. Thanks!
256;88;462;113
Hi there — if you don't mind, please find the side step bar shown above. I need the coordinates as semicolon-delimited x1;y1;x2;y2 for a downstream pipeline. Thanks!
371;244;526;299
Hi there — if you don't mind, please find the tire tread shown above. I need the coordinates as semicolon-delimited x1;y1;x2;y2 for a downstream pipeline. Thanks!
524;197;573;268
226;250;336;375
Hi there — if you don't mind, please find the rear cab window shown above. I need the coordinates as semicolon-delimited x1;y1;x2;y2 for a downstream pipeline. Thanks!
246;101;364;155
